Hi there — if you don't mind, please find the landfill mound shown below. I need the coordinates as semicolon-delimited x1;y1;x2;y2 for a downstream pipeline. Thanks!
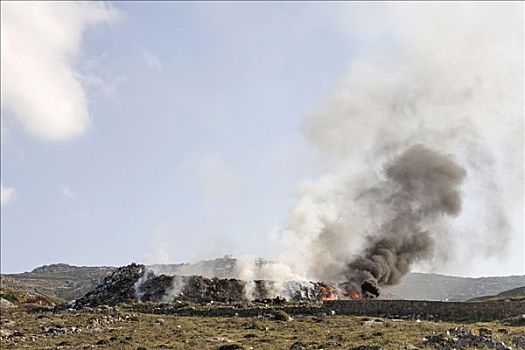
73;263;144;308
73;263;333;308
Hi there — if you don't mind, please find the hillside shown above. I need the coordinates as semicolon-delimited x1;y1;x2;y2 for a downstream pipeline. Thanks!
384;272;525;301
468;286;525;302
1;264;115;301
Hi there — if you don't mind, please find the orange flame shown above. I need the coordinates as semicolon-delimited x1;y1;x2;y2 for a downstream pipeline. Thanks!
319;284;362;301
345;286;362;300
339;283;362;300
320;285;338;301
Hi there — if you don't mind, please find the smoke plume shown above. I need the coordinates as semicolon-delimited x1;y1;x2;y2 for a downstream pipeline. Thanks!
346;145;466;295
271;2;523;290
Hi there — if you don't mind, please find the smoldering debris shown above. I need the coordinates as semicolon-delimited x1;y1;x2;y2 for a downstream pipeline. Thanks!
73;264;348;308
73;263;145;308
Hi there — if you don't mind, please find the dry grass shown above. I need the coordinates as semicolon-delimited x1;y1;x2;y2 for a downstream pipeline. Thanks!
1;307;524;349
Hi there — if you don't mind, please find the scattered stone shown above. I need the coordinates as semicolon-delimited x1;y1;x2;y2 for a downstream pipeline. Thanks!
512;333;525;348
0;297;15;308
208;337;233;343
153;318;165;325
0;329;14;338
243;321;257;329
317;340;342;348
496;342;511;350
362;319;383;326
479;327;493;338
290;342;306;350
217;345;244;350
422;326;513;350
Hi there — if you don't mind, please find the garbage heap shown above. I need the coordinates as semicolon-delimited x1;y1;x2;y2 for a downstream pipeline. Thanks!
73;263;335;308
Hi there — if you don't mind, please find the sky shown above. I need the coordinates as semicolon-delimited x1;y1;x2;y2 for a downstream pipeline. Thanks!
1;2;523;276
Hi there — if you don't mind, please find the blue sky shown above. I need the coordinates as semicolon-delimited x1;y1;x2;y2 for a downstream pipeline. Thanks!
1;2;362;272
1;2;523;276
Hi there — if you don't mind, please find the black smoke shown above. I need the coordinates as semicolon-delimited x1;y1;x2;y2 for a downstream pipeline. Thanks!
346;144;466;297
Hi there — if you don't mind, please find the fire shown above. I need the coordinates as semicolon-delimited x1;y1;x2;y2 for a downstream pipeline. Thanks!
319;283;362;301
319;285;338;301
344;285;362;300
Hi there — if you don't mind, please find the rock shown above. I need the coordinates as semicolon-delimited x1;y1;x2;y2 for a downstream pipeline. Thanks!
351;346;382;350
0;297;15;308
495;341;511;350
153;318;165;325
448;327;471;338
290;342;306;350
217;345;244;350
0;329;14;338
421;326;509;350
243;321;257;329
422;334;453;348
96;339;109;345
512;333;525;348
362;319;383;326
479;327;493;338
318;341;342;348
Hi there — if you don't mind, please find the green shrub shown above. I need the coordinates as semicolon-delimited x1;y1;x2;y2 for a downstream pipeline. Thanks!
273;310;291;321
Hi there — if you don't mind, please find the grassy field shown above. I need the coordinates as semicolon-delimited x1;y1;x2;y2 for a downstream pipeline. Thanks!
1;306;524;349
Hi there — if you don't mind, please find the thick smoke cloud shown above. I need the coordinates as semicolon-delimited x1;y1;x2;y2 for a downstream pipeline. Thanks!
346;145;466;293
270;2;522;287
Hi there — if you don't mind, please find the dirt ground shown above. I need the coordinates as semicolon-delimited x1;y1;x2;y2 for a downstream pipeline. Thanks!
1;306;524;349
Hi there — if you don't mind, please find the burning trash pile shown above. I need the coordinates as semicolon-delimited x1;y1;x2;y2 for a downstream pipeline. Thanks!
72;263;370;308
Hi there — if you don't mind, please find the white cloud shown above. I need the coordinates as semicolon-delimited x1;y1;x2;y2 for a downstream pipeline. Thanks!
0;2;118;141
140;48;163;71
1;184;15;205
